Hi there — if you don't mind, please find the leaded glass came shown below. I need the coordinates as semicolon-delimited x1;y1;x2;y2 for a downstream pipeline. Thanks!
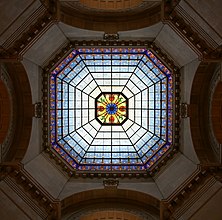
49;48;173;171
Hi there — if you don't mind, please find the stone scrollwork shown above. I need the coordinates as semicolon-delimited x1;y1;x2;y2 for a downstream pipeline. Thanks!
103;33;119;41
180;103;189;118
34;102;42;118
103;178;119;189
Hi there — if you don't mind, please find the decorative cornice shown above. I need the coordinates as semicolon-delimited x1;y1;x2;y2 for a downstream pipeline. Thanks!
103;33;119;41
0;12;54;61
200;164;222;183
2;5;46;49
0;163;60;219
103;178;119;190
180;103;189;118
44;43;73;72
172;176;218;219
11;13;54;56
43;40;181;72
161;164;222;218
3;176;47;219
34;102;42;118
162;167;208;214
163;11;207;58
162;1;222;61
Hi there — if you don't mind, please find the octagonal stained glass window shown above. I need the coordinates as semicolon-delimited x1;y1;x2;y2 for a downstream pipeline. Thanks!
49;48;173;172
96;92;128;125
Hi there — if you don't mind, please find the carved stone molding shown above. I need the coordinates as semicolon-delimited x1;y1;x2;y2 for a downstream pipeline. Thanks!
0;163;60;219
103;178;119;190
0;12;54;60
162;167;209;216
200;164;222;183
103;33;119;41
44;43;73;72
162;1;221;61
161;163;222;219
180;103;189;118
34;102;42;118
43;40;180;78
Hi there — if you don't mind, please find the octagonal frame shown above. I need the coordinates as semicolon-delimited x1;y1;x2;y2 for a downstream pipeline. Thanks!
95;92;128;126
43;41;180;177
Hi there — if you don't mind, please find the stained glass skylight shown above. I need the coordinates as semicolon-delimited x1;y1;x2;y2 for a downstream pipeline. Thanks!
96;92;128;125
49;48;173;172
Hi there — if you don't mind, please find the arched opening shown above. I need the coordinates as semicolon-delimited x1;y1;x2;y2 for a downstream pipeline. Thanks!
59;2;161;32
1;62;33;162
0;79;11;144
211;81;222;144
61;189;160;220
190;62;219;164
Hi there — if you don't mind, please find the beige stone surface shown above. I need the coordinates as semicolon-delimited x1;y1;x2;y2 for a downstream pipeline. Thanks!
119;22;163;40
58;179;103;200
22;117;42;165
179;0;222;46
0;190;30;220
0;181;43;220
119;180;163;200
22;58;41;104
186;0;222;39
0;0;41;46
190;187;222;220
180;118;199;164
24;154;69;198
58;22;104;40
181;58;200;103
155;24;198;67
22;59;42;164
155;153;197;198
179;180;222;220
180;59;200;163
24;24;68;66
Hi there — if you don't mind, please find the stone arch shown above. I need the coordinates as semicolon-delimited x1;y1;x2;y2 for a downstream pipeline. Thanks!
1;62;33;162
61;189;160;219
0;77;11;144
211;81;222;144
79;0;145;11
59;1;161;32
190;62;220;164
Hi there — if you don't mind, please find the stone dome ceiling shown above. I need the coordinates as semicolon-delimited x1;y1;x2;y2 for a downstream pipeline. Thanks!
0;0;222;219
